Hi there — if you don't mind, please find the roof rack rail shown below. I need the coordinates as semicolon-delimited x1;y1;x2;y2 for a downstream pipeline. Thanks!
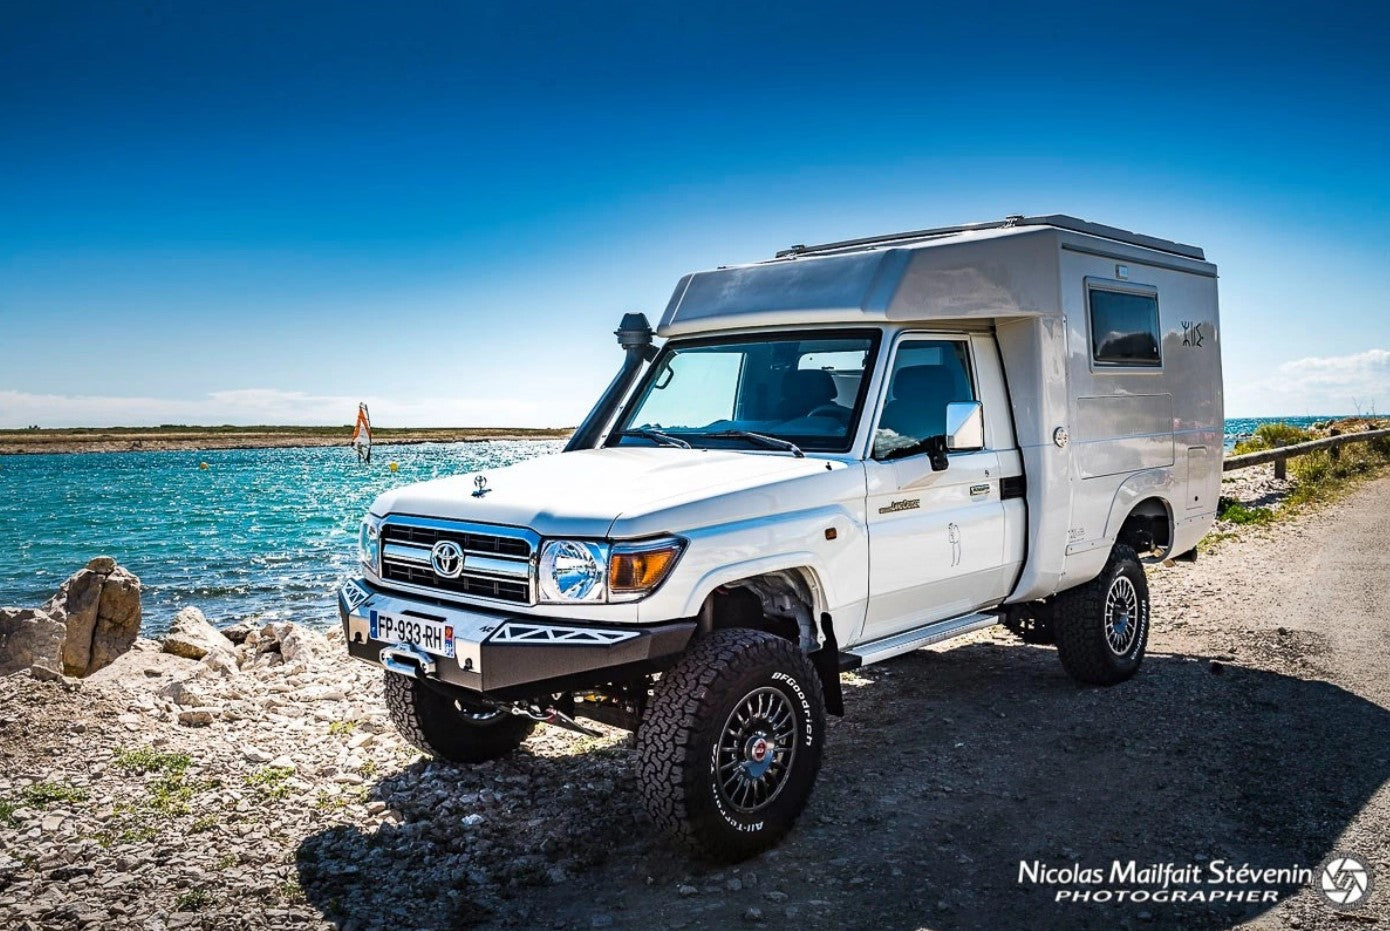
775;214;1205;262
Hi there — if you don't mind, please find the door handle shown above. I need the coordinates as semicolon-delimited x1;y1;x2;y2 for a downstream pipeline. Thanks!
969;483;991;497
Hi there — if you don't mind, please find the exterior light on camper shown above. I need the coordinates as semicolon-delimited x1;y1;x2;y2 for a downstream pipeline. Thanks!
1115;264;1129;280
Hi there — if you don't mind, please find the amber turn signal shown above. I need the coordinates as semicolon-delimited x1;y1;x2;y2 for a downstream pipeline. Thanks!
609;543;682;594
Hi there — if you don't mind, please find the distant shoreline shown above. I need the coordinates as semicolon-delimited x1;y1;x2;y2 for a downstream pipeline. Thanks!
0;426;573;456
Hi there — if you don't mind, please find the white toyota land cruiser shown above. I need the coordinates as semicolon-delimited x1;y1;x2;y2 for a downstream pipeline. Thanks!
339;215;1223;861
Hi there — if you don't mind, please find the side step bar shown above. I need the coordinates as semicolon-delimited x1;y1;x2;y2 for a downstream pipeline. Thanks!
840;611;1000;669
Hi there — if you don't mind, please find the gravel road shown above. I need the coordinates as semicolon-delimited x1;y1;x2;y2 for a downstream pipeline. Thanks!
2;474;1388;931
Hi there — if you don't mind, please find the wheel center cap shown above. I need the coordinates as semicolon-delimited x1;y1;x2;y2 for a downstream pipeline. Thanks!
743;734;775;779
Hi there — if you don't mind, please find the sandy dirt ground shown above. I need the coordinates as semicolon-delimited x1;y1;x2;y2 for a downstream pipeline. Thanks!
1;475;1387;930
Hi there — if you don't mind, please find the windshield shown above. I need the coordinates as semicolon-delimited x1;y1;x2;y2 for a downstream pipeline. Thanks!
613;329;881;453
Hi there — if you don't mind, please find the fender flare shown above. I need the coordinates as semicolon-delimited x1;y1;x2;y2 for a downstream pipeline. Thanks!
679;552;831;624
1101;468;1177;548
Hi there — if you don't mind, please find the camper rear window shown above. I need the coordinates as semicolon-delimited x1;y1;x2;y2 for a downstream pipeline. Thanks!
1088;288;1161;367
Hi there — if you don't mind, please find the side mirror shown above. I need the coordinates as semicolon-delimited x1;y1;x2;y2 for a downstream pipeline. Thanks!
944;401;984;451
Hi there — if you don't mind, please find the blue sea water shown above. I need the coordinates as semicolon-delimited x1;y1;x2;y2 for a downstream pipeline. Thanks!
0;418;1343;635
0;440;562;636
1222;416;1338;450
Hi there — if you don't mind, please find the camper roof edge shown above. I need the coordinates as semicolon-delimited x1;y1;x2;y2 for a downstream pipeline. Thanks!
774;214;1205;262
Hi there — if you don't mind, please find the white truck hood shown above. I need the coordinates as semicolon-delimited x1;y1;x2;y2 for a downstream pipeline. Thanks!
370;447;841;537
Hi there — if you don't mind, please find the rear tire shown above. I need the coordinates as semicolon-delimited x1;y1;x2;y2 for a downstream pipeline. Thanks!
1053;544;1150;686
636;629;825;862
383;671;535;764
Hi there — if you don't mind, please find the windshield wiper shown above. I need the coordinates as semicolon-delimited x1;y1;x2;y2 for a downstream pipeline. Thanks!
692;430;805;458
620;429;692;449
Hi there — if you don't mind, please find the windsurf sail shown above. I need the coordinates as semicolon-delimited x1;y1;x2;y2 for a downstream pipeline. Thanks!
351;403;372;462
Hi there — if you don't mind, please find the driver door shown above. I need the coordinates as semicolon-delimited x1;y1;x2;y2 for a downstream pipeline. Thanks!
861;336;1009;641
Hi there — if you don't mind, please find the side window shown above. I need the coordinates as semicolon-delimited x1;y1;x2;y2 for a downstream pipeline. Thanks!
873;340;974;459
1089;287;1161;367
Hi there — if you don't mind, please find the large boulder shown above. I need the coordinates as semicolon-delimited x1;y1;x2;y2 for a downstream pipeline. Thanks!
0;607;66;676
162;606;234;660
31;557;142;677
43;567;105;674
90;566;142;672
279;624;330;663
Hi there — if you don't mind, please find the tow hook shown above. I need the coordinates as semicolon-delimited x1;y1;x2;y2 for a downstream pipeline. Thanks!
510;702;603;738
380;643;438;679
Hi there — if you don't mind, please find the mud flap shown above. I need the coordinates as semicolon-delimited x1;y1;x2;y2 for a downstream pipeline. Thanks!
811;612;845;717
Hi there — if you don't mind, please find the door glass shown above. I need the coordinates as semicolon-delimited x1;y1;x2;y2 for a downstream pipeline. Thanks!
873;340;975;459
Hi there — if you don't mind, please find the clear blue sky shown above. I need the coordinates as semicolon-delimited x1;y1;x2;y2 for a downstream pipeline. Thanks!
2;0;1387;426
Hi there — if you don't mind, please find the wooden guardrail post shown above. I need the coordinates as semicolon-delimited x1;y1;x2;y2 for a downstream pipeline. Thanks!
1223;427;1390;476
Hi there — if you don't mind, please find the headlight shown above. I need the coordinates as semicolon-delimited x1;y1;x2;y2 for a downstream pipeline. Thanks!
538;536;685;604
358;517;381;573
539;540;607;603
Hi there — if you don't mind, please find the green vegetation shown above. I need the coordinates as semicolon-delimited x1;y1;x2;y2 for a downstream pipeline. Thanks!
1231;422;1315;455
114;746;193;775
1284;438;1390;508
1216;499;1274;525
245;765;296;799
18;781;89;807
90;749;218;846
174;888;214;911
277;878;306;904
327;719;356;736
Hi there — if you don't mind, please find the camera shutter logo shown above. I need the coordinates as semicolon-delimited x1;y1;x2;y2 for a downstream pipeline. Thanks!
1319;853;1373;909
430;540;466;579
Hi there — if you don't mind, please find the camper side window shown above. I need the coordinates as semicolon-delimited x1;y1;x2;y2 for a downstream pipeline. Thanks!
1088;288;1161;367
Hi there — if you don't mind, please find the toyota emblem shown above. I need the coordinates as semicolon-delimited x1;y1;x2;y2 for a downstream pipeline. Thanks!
430;540;465;579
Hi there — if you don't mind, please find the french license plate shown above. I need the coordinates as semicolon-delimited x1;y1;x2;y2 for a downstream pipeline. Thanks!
370;610;455;658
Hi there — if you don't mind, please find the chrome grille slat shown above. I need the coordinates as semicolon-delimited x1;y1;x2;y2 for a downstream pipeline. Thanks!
378;517;536;605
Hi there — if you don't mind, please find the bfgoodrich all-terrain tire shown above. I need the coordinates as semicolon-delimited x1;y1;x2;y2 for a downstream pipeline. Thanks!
383;671;535;764
1053;544;1150;686
636;628;826;863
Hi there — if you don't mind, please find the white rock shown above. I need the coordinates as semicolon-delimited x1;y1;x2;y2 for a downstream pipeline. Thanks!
176;708;218;727
242;746;273;764
162;608;235;661
279;625;330;664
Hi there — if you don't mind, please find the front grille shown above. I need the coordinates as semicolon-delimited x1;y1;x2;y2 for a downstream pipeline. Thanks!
379;519;535;605
384;523;531;558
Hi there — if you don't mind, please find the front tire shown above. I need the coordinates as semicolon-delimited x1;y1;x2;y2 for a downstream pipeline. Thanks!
1053;544;1150;685
383;671;535;764
637;629;826;862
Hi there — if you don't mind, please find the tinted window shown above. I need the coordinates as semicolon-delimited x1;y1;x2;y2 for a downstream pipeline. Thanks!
1089;289;1161;367
873;340;974;459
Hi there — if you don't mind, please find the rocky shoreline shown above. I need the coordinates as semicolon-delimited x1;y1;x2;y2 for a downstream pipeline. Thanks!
1;562;639;931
